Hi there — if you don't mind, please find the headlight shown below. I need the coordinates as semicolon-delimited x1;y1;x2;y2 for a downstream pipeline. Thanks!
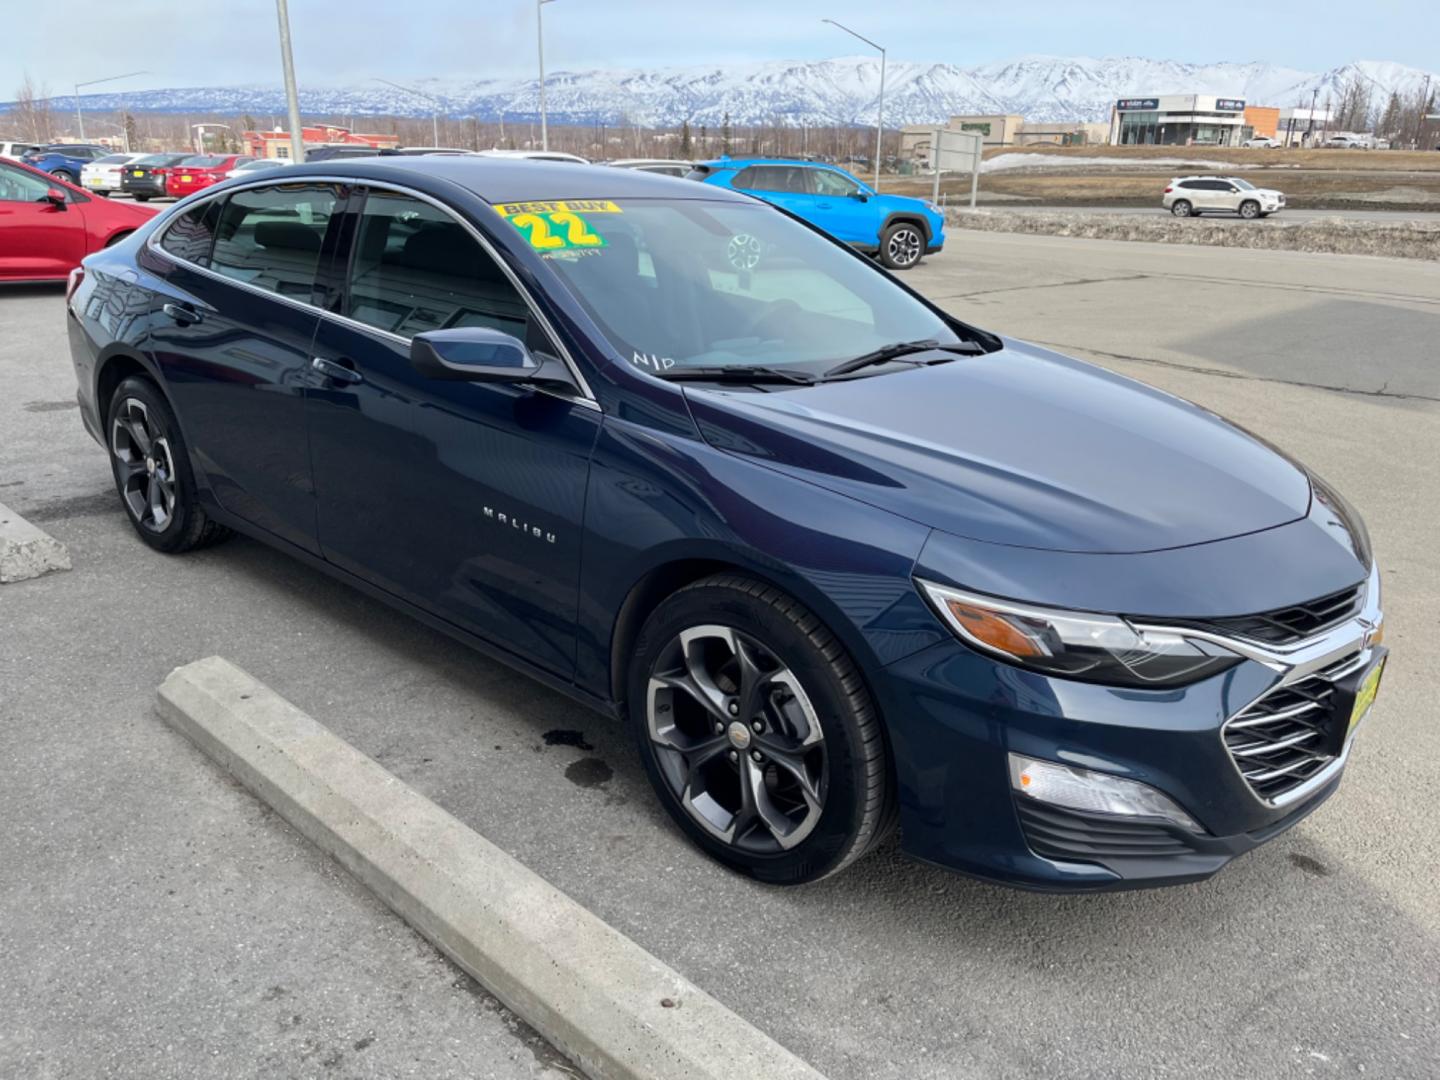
918;580;1241;688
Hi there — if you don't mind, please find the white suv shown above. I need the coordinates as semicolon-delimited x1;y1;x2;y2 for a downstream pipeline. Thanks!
1163;176;1285;219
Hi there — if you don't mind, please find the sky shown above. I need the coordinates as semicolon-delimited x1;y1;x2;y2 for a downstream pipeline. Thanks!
4;0;1433;96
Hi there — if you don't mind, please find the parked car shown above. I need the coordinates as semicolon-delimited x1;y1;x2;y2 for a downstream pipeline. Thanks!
1324;133;1372;149
1241;136;1279;148
79;152;146;196
608;158;693;177
120;153;190;201
164;154;252;198
1163;175;1286;218
20;143;113;183
0;156;155;282
690;157;943;269
1;140;40;160
226;158;291;179
67;156;1385;890
305;145;386;163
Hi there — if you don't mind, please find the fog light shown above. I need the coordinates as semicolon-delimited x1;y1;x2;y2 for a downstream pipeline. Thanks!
1008;753;1202;833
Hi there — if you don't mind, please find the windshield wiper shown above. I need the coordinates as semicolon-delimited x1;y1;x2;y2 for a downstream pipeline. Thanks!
822;339;984;379
657;365;818;385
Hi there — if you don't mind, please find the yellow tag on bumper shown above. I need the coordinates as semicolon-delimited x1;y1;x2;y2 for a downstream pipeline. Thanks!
1348;659;1384;735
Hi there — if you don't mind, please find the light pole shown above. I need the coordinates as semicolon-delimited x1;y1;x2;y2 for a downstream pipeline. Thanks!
274;0;306;163
375;79;444;145
822;18;884;189
74;70;147;143
537;0;556;151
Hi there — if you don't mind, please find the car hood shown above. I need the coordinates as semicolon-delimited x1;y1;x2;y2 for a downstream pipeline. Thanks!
682;339;1312;554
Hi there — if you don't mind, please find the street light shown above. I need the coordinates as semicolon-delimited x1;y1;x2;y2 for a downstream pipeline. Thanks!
73;70;147;144
375;79;444;146
822;18;884;189
274;0;306;163
537;0;556;151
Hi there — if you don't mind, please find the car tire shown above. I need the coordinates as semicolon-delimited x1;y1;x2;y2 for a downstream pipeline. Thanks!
50;169;76;184
879;221;925;270
1171;199;1193;217
627;573;896;884
106;376;233;554
133;194;150;202
1239;200;1261;219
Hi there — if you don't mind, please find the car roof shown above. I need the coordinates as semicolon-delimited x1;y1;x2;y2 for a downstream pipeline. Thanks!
271;155;752;205
697;157;839;170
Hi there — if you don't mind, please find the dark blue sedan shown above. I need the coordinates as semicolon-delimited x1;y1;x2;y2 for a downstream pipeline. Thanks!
66;157;1387;890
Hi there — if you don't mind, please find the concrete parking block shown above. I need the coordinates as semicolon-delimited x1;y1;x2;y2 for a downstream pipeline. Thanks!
0;499;72;583
155;656;827;1080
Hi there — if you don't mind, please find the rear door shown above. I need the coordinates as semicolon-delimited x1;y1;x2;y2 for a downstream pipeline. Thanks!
0;160;84;280
144;181;346;554
304;185;601;675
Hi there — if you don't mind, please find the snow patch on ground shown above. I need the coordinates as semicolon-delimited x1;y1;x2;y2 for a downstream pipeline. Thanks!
981;153;1244;174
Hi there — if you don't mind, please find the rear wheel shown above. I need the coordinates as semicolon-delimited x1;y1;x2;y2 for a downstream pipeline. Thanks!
1171;199;1193;217
1239;199;1261;219
49;168;76;184
106;376;233;553
132;194;150;202
628;574;895;884
879;221;925;270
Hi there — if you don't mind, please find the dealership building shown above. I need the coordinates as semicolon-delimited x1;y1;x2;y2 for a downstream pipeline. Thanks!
1107;95;1252;146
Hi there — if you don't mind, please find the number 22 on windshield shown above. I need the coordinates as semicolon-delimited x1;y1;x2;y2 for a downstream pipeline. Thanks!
510;211;607;251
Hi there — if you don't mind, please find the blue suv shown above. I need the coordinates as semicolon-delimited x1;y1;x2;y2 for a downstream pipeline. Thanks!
691;158;943;270
21;143;112;184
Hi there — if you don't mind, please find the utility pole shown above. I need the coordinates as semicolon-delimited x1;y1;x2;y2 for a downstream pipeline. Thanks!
822;18;886;190
537;0;556;151
275;0;305;163
74;71;146;143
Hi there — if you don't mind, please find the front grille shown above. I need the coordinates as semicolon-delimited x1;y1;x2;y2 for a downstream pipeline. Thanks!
1186;583;1364;646
1016;800;1197;863
1223;650;1365;802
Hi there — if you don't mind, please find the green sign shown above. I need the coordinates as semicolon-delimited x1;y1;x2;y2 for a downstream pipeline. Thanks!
960;122;992;136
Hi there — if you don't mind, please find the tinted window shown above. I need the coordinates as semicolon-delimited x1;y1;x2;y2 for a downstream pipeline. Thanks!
345;190;534;340
812;169;860;196
1178;181;1202;190
209;183;339;299
159;199;224;264
740;166;813;194
0;161;54;203
177;155;226;168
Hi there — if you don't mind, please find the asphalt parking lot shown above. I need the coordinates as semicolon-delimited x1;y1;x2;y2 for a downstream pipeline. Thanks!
3;232;1438;1079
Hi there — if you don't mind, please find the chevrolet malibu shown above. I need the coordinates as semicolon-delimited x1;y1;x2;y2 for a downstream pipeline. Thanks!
66;158;1386;889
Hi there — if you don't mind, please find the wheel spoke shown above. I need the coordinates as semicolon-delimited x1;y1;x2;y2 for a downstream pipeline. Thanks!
763;748;822;811
123;417;152;456
650;669;728;724
741;753;808;850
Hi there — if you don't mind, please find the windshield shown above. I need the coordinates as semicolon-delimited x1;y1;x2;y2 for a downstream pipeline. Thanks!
1231;177;1256;190
528;198;961;375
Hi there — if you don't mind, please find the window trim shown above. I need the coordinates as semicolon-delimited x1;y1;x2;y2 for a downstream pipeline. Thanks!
146;175;597;410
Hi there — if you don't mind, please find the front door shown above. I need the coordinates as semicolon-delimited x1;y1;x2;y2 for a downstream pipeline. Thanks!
0;160;84;280
802;167;877;245
143;181;345;554
305;187;601;677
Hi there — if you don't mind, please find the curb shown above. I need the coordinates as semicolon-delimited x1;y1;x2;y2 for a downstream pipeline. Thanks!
0;500;72;583
156;656;827;1080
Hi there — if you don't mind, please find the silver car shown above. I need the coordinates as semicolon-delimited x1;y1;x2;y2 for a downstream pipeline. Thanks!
1163;175;1285;219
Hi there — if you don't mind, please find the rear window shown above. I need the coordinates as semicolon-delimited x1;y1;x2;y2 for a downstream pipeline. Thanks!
177;155;226;168
210;183;340;300
95;154;132;165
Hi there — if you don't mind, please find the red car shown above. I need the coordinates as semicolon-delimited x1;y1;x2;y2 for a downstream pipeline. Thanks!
0;156;157;283
165;154;253;198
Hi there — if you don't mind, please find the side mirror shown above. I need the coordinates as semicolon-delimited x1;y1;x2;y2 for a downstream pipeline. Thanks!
410;326;572;387
850;191;870;201
44;188;67;209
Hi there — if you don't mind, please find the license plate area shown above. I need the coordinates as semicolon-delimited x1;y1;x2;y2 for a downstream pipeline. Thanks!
1325;650;1387;754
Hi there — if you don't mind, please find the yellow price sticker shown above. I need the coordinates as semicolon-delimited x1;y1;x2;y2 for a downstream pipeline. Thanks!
502;208;609;251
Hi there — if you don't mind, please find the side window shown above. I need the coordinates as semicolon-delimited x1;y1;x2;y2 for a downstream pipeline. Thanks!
345;189;532;342
0;161;55;203
210;183;339;299
731;166;757;189
746;166;808;193
812;169;860;197
159;198;224;265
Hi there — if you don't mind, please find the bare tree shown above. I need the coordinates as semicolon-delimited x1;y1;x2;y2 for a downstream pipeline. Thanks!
11;74;55;143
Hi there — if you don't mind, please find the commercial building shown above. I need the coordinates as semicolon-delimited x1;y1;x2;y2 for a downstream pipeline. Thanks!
1107;95;1250;146
900;115;1105;165
1275;107;1335;146
1243;106;1280;140
243;124;400;160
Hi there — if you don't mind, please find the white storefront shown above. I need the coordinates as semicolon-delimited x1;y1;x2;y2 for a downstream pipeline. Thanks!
1108;95;1248;146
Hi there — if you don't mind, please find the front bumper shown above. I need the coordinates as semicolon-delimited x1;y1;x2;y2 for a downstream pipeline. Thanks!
873;567;1383;891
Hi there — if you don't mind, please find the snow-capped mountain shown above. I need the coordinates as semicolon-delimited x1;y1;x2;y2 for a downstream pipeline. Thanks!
11;56;1436;128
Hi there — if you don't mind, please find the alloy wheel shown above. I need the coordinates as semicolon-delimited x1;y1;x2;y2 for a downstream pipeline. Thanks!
646;624;826;853
110;397;177;533
887;226;923;267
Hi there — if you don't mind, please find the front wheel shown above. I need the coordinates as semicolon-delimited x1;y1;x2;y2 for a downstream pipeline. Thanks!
879;221;925;270
106;376;233;553
628;574;895;884
50;169;76;184
132;194;150;202
1170;200;1193;217
1239;200;1261;219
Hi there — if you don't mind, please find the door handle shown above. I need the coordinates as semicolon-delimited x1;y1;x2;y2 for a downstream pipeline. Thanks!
161;302;203;325
311;356;363;385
